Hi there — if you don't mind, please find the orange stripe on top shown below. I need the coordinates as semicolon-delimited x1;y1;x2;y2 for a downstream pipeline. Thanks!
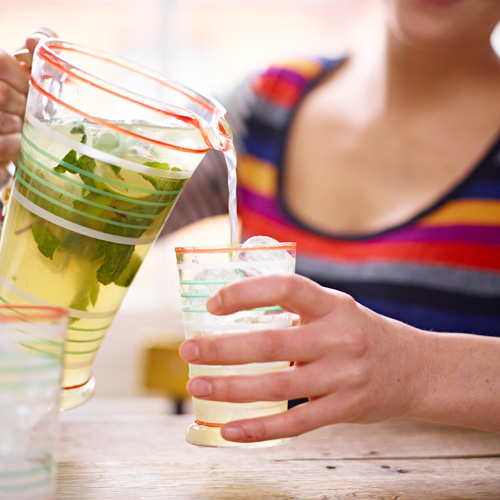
251;59;324;108
252;76;303;108
238;155;278;198
277;58;325;79
240;209;500;271
419;200;500;226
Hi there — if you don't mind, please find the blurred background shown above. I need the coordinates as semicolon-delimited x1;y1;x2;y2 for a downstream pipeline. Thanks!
1;0;499;414
1;0;385;94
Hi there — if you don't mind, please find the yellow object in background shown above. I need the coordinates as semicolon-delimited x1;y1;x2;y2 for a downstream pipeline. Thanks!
143;339;189;414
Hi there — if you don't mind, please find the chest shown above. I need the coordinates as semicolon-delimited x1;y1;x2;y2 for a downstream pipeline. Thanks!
282;111;499;235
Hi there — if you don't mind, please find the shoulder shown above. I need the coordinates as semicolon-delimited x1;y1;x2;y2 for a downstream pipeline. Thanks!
222;56;345;149
223;56;344;113
248;56;344;107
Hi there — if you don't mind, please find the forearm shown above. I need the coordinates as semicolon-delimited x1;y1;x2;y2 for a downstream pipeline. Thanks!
410;330;500;432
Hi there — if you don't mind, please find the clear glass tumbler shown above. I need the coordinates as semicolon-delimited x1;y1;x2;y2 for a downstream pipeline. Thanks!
176;241;296;447
0;305;68;500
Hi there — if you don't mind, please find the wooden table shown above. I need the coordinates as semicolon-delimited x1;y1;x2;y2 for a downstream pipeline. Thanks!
57;413;500;500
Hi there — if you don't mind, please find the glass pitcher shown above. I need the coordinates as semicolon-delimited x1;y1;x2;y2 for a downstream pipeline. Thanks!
0;38;233;409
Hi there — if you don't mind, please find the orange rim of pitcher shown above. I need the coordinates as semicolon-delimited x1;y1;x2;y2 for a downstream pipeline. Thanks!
32;39;232;154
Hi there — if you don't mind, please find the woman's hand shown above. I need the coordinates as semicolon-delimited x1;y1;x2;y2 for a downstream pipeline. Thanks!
0;27;56;176
179;274;430;443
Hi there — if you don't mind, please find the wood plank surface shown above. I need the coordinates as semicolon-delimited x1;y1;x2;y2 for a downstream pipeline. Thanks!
56;414;500;500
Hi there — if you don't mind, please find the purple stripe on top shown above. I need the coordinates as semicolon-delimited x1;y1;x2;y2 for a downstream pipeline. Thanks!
238;187;500;245
372;224;500;245
237;187;290;225
261;66;311;90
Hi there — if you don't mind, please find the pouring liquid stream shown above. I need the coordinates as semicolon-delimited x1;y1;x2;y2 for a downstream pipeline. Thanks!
224;145;238;248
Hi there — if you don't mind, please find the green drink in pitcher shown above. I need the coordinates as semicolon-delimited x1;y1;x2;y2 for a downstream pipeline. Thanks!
0;39;233;409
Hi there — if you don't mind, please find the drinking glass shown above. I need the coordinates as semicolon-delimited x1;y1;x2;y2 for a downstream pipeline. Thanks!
0;305;68;500
0;38;232;409
176;241;296;447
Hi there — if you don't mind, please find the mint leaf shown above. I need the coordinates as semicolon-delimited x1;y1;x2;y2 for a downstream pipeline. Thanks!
69;286;91;312
143;161;172;170
94;240;135;286
31;224;61;259
54;149;78;174
110;164;122;177
70;124;87;144
114;253;142;288
52;149;96;188
73;192;113;215
89;279;100;307
77;155;97;188
92;217;148;286
69;269;101;312
142;161;184;191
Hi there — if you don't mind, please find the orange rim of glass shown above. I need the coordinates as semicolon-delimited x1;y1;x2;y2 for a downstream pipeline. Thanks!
0;305;69;322
175;243;296;254
33;39;232;154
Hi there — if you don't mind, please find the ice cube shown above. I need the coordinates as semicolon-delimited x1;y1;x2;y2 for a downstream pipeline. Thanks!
183;267;243;317
188;267;242;296
232;235;295;276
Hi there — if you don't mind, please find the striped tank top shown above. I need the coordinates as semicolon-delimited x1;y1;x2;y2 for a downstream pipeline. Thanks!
236;57;500;337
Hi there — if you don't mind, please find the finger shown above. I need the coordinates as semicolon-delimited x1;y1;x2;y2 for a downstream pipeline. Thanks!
207;274;337;320
221;391;369;443
0;51;30;95
0;166;11;185
0;133;21;163
26;27;58;54
11;28;58;69
0;82;26;117
220;396;342;442
180;322;325;365
0;112;23;135
187;362;331;403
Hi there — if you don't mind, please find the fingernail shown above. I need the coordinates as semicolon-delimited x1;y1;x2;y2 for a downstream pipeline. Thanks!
179;340;199;362
189;378;211;397
222;424;244;441
206;293;222;314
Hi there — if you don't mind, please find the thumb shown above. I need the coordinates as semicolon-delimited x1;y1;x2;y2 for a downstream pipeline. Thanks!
26;27;58;54
12;28;58;68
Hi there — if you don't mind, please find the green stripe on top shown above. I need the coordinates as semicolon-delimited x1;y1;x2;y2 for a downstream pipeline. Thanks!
15;175;165;231
21;133;183;196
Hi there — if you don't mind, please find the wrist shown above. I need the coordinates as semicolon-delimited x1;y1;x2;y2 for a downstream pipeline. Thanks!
399;330;500;431
394;324;437;420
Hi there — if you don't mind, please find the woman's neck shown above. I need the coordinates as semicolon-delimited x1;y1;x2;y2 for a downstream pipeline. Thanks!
376;30;500;109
